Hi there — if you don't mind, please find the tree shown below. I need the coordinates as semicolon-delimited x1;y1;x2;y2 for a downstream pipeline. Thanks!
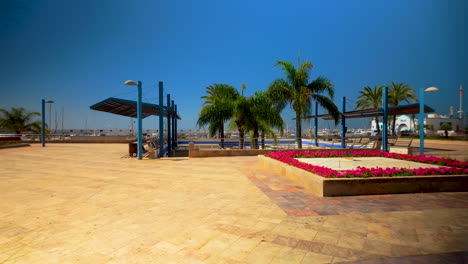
268;61;339;149
245;91;284;149
197;84;238;148
0;107;41;134
230;83;250;149
355;85;385;135
439;124;452;138
388;82;416;135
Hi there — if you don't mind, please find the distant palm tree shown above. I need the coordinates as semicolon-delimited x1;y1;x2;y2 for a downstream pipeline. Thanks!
197;84;238;148
245;91;284;149
355;85;385;135
388;82;416;135
268;60;339;149
0;107;41;134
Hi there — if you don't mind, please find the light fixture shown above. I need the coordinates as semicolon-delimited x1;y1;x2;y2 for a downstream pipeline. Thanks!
124;80;137;86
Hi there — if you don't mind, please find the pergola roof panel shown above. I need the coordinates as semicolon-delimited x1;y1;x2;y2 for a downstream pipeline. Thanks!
90;97;180;119
302;103;434;120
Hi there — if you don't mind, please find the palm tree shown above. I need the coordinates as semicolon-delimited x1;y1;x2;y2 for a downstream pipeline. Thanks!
268;60;339;149
388;82;416;135
230;83;250;149
355;85;385;135
245;91;284;149
0;107;41;134
197;84;238;148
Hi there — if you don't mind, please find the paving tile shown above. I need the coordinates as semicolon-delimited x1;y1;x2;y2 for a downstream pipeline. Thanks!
1;144;468;263
300;251;334;263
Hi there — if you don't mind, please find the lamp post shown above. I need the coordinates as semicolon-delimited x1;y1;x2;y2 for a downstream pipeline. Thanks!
419;87;438;155
41;99;54;147
124;80;143;160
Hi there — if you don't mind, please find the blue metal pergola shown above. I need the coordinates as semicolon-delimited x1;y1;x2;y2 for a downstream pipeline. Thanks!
90;82;180;158
301;93;435;151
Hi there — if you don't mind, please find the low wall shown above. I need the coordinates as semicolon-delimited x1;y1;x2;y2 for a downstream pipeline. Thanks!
0;143;30;149
258;155;468;197
188;142;377;158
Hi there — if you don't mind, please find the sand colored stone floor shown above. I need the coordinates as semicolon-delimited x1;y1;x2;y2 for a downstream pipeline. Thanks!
1;144;467;263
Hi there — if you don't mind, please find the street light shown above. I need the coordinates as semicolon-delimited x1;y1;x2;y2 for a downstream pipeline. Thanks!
124;80;143;160
419;87;439;155
41;99;54;147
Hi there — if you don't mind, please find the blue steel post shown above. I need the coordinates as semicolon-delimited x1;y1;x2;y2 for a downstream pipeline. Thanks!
171;100;175;149
41;99;46;147
174;104;178;147
159;82;164;158
419;87;424;155
382;86;388;152
314;102;318;146
137;81;143;160
341;96;346;148
166;94;171;153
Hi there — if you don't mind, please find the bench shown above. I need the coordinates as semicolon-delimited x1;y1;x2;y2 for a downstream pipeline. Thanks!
390;137;413;154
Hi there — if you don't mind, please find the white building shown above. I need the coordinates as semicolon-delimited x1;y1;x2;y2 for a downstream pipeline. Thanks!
371;114;463;134
371;115;413;134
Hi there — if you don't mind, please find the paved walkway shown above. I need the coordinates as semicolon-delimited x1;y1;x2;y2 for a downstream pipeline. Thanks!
0;144;467;263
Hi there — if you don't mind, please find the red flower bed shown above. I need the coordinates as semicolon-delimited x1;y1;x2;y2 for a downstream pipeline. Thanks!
266;150;468;178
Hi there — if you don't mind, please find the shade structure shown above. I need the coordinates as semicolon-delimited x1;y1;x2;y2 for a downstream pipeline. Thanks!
90;97;180;119
299;103;435;120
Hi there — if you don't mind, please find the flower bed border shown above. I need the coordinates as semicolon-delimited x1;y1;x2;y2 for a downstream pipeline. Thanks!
258;152;468;197
266;150;468;178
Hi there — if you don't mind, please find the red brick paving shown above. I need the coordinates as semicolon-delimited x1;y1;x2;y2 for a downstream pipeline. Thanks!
246;169;468;217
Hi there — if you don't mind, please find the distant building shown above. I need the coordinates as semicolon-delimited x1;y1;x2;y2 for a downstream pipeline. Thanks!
371;114;463;134
424;114;463;131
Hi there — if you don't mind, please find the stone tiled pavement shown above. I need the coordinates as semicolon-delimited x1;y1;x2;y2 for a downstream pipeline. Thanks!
1;144;467;263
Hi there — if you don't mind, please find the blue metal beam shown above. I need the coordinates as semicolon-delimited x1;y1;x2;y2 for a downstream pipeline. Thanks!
419;88;425;155
341;96;346;148
167;94;171;153
314;102;318;146
41;99;46;147
137;81;143;159
159;82;164;158
382;86;388;152
171;100;175;149
175;104;178;147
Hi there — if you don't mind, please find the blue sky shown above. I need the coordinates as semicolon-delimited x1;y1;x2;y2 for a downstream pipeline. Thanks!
1;0;467;131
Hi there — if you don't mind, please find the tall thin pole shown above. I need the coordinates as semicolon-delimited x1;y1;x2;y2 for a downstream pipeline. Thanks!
382;87;388;152
171;100;175;149
341;96;346;148
41;99;46;147
48;103;52;135
314;102;318;146
419;88;425;155
166;94;171;153
175;104;178;147
54;110;57;134
159;81;164;158
459;85;463;119
61;106;64;134
137;81;143;160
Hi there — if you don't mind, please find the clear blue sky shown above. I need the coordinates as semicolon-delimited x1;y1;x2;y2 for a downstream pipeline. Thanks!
1;0;467;131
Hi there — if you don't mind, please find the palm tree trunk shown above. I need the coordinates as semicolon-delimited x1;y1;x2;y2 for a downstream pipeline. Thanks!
261;132;265;149
375;117;380;135
239;128;244;149
219;122;225;149
392;115;397;135
253;127;259;149
296;113;302;149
